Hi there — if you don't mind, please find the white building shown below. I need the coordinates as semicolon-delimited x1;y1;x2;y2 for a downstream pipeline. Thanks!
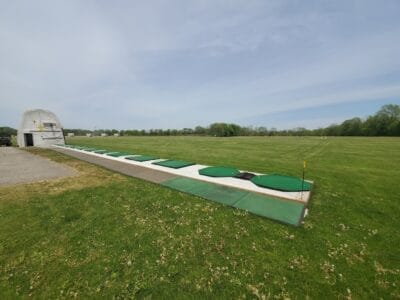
17;109;65;147
67;132;75;137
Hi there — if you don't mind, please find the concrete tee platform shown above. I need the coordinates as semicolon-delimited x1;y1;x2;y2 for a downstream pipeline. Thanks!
53;147;178;184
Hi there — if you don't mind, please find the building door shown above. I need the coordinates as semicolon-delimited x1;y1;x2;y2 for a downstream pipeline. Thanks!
24;133;34;146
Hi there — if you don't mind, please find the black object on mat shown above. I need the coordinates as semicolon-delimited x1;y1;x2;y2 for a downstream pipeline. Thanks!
234;172;256;180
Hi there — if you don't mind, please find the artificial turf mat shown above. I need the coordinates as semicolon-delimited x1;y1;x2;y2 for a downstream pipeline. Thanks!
162;177;247;206
153;159;195;169
83;148;98;152
251;174;312;192
85;148;103;152
161;177;304;225
93;150;109;154
232;193;304;225
125;155;159;162
199;166;240;177
106;152;133;157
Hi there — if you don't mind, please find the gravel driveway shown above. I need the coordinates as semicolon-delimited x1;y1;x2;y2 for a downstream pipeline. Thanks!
0;147;76;186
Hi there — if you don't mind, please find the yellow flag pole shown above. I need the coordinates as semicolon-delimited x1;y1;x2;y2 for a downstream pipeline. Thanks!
301;161;306;201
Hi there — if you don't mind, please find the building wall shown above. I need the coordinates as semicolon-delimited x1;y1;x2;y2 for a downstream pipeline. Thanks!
17;109;65;147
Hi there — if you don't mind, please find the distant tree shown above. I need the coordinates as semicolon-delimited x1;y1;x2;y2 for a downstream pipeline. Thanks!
324;124;341;136
340;117;363;136
256;126;268;136
377;104;400;119
242;126;254;136
229;123;242;136
60;103;400;137
364;115;388;136
194;126;206;135
182;128;193;135
63;128;92;136
209;123;225;137
208;123;242;137
313;128;324;136
269;127;277;136
0;127;17;136
377;104;400;136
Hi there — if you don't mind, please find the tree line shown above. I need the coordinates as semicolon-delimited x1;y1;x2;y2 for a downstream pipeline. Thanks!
65;104;399;137
3;104;399;137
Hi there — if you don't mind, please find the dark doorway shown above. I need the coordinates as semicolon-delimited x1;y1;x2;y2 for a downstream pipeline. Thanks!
24;133;34;146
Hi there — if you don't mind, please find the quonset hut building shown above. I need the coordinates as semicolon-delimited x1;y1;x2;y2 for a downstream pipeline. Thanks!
17;109;65;147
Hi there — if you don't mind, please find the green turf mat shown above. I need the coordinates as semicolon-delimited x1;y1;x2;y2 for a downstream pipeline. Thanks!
161;177;304;225
93;149;109;154
77;146;94;150
199;166;240;177
102;151;119;155
161;177;247;206
251;174;312;192
125;155;159;162
232;193;304;226
106;152;133;157
153;160;195;169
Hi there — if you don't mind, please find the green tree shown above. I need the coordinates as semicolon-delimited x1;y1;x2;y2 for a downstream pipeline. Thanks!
194;126;206;135
340;117;363;136
0;127;17;136
377;104;400;119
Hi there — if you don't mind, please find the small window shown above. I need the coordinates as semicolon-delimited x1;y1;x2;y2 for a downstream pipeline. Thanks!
43;122;56;129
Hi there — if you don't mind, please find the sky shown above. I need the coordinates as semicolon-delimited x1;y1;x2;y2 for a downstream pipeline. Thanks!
1;0;400;130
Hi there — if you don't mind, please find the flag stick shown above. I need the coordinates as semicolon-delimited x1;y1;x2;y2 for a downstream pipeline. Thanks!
301;160;306;201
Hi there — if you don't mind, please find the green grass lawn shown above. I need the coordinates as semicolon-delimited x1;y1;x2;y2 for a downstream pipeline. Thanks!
1;136;399;298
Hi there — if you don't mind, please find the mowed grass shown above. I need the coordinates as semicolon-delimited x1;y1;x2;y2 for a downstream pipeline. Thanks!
1;136;399;298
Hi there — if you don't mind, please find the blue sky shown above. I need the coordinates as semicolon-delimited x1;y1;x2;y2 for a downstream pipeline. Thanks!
1;0;399;130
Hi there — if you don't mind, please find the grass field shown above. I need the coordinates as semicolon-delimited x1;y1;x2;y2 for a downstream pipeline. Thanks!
1;136;399;298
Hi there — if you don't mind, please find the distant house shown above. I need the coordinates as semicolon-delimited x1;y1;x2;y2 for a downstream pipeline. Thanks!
17;109;65;148
114;133;120;137
67;133;74;137
101;133;108;137
86;133;92;137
